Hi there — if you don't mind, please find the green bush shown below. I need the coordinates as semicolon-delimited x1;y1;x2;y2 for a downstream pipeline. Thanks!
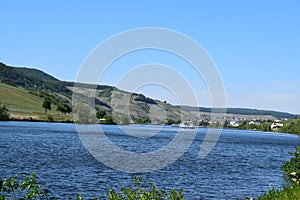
0;174;54;200
279;117;300;136
0;175;183;200
258;185;300;200
108;177;184;200
257;147;300;199
0;102;10;120
281;147;300;185
47;114;54;122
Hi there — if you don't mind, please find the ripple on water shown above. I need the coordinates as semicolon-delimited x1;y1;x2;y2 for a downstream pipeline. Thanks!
0;122;299;199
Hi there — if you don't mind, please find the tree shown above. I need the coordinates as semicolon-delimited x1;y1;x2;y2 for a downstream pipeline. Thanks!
96;109;106;119
0;102;9;120
281;147;300;185
134;117;151;124
57;103;72;115
42;98;51;114
280;117;300;136
258;147;300;199
103;114;115;124
73;103;97;123
118;114;130;125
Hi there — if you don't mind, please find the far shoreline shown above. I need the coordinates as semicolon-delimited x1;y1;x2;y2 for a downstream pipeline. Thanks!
1;119;299;137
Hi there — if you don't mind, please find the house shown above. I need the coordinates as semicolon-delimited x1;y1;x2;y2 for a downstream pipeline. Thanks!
271;120;284;131
248;121;261;126
229;119;241;127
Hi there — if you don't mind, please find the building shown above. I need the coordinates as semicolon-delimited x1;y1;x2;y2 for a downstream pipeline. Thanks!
271;120;284;131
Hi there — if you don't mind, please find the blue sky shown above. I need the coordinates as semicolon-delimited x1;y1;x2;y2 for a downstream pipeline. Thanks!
1;1;299;114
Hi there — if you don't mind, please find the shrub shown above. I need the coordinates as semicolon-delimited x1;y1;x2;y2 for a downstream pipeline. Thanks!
0;102;10;120
0;174;54;200
108;177;184;200
257;147;300;199
281;147;300;185
0;175;184;200
47;114;54;122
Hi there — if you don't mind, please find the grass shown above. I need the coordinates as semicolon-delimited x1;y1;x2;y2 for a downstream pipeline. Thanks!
0;82;72;121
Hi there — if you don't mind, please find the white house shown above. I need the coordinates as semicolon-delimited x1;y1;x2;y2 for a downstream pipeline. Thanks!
271;120;284;131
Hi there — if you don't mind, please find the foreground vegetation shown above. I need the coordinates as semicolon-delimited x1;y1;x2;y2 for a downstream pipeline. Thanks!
257;147;300;199
0;176;183;200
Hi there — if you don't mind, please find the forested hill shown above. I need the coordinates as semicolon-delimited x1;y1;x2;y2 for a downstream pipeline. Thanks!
179;106;298;119
0;62;72;95
0;62;298;120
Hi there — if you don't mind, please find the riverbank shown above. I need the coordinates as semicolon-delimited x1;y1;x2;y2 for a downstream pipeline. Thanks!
2;117;300;138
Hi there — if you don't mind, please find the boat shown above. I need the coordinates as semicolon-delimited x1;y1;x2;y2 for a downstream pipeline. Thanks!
179;121;195;129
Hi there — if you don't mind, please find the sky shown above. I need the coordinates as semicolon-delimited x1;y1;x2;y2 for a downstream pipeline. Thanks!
1;0;299;114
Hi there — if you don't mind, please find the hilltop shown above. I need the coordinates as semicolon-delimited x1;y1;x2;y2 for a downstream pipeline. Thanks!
0;62;297;123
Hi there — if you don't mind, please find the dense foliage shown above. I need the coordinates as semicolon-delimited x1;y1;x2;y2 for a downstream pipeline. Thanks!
42;99;51;114
134;117;151;124
237;121;272;132
0;62;71;95
257;147;300;199
0;174;54;200
0;102;9;120
0;175;184;200
281;147;300;185
108;177;184;200
56;103;72;115
279;117;300;135
134;94;157;104
96;110;106;119
165;119;181;125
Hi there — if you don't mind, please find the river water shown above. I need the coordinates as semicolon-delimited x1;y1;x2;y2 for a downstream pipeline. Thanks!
0;121;299;199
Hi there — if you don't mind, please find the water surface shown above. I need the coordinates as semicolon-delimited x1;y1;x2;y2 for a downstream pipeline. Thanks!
0;121;299;199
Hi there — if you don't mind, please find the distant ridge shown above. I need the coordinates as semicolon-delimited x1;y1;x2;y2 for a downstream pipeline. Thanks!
0;62;298;121
178;106;297;119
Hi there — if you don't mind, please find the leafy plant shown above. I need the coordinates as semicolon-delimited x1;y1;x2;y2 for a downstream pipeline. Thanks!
0;175;183;200
256;147;300;199
0;174;54;200
56;103;72;115
42;98;51;114
0;102;9;120
281;147;300;185
47;114;54;122
96;110;106;119
108;177;184;200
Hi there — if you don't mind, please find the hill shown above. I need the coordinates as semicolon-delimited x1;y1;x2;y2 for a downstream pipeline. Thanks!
0;62;191;122
0;62;297;122
179;106;297;119
0;62;71;95
0;81;72;121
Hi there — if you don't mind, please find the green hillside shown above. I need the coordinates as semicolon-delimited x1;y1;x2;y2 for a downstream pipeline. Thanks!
0;62;297;123
0;82;72;121
0;62;73;95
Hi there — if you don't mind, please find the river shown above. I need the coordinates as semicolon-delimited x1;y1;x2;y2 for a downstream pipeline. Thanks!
0;121;299;199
